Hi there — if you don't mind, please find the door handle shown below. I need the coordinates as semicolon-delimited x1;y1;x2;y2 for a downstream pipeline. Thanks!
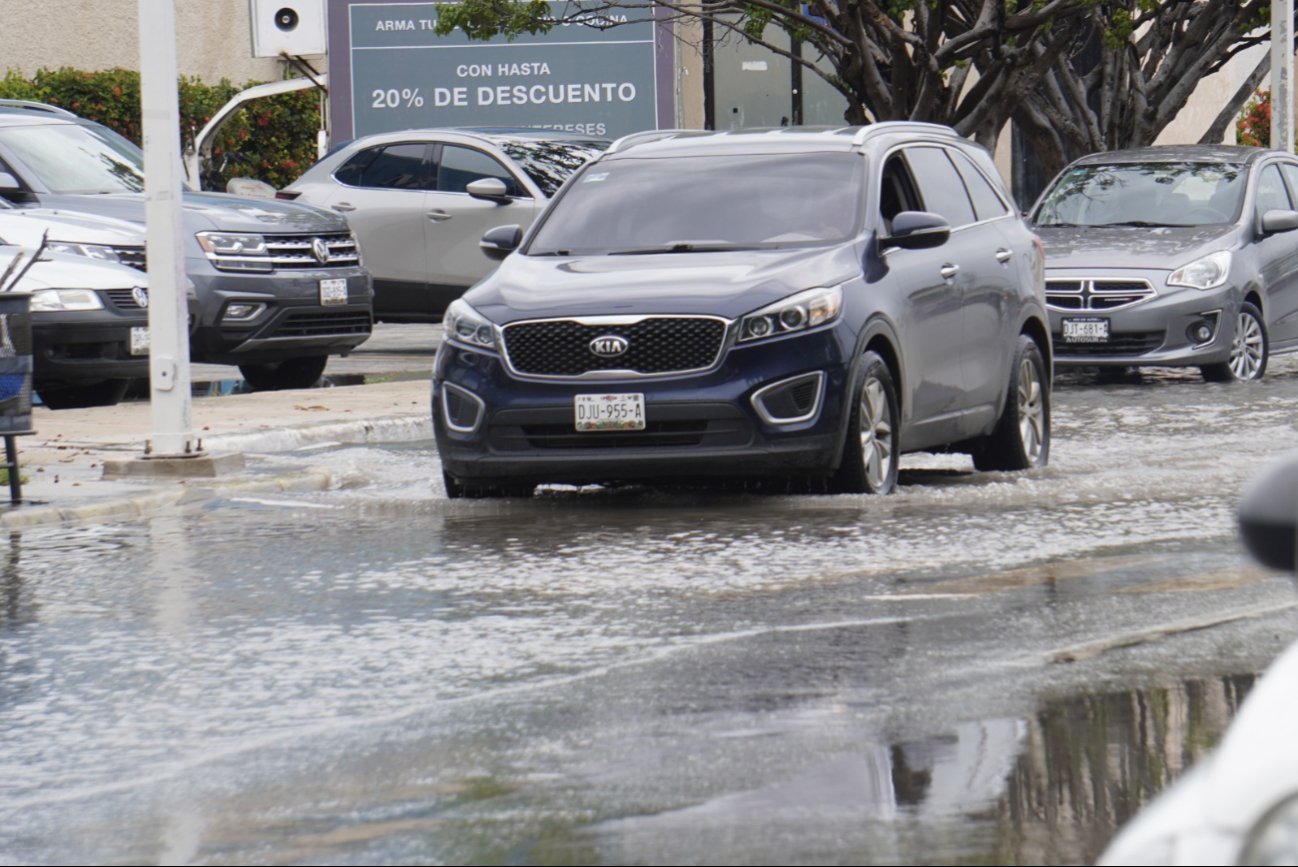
428;210;453;222
940;264;960;279
996;248;1013;263
332;203;356;213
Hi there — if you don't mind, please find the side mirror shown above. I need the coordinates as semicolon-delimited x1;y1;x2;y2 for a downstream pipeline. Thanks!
480;224;523;261
1261;209;1298;234
467;177;512;204
883;211;951;250
1238;454;1298;574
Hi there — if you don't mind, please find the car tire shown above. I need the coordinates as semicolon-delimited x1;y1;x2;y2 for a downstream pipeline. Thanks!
442;471;535;499
828;351;899;495
35;379;131;410
1201;302;1268;382
238;356;329;391
973;335;1051;472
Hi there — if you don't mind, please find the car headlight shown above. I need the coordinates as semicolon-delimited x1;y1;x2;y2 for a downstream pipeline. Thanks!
1168;251;1232;290
29;288;104;311
739;286;842;343
444;298;499;351
195;231;272;272
1241;791;1298;866
46;242;121;263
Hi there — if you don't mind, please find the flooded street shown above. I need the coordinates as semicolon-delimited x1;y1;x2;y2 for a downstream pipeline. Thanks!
4;359;1298;865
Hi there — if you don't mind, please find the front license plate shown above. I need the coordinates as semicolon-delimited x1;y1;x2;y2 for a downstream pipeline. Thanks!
575;393;646;431
319;278;348;306
129;326;150;356
1062;317;1110;343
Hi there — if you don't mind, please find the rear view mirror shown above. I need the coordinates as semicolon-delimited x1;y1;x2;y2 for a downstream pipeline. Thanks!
480;224;523;261
467;177;512;204
1238;454;1298;574
883;211;951;250
1261;209;1298;234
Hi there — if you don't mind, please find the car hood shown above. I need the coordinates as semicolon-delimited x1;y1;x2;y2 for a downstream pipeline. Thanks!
27;192;350;234
0;246;146;291
467;244;864;323
1033;225;1240;271
0;208;144;248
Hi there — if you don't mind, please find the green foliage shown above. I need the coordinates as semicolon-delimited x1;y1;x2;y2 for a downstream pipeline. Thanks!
434;0;555;40
1237;88;1271;148
0;67;321;190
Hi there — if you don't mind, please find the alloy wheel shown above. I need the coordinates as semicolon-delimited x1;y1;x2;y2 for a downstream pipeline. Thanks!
1229;309;1265;381
859;376;894;491
1017;356;1046;463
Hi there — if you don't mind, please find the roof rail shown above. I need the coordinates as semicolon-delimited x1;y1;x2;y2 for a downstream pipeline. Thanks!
851;121;959;147
0;99;78;119
605;128;714;154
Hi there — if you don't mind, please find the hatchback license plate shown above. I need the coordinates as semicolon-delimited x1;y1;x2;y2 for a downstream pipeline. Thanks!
1062;317;1109;343
575;393;645;431
129;327;150;356
320;278;347;306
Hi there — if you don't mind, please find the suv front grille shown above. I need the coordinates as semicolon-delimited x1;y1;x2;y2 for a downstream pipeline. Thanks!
502;317;728;377
259;310;373;339
264;233;361;269
105;288;146;310
108;245;146;270
1047;279;1156;311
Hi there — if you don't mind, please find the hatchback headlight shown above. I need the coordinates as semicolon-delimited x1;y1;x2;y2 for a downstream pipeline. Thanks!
1168;251;1232;290
195;231;272;272
46;242;121;263
739;286;842;343
29;288;104;311
444;299;499;351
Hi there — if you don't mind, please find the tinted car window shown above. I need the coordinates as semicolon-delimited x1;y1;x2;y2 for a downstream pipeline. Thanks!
1034;161;1245;226
334;144;429;190
438;145;520;195
528;153;864;254
904;147;976;227
499;140;608;196
950;150;1009;221
1255;164;1292;218
0;121;144;193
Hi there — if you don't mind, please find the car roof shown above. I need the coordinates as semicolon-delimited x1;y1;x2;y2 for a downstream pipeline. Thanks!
1069;144;1279;167
600;122;970;159
339;127;611;149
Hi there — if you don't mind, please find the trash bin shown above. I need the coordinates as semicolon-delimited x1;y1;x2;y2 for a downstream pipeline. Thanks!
0;292;34;435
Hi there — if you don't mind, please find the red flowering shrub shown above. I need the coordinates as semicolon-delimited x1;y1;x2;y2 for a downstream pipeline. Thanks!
1238;89;1272;148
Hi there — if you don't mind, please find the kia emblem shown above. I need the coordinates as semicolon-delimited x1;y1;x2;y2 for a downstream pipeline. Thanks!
312;237;330;264
590;334;629;357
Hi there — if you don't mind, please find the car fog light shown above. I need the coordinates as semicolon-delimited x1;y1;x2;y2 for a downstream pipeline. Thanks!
1186;312;1220;347
223;302;265;322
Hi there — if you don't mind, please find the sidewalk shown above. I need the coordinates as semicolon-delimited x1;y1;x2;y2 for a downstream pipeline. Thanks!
2;378;433;528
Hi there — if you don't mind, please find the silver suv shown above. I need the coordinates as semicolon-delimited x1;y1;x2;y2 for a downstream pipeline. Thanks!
0;101;373;390
280;128;608;322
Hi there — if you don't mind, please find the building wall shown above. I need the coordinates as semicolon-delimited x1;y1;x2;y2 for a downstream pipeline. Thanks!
3;0;307;84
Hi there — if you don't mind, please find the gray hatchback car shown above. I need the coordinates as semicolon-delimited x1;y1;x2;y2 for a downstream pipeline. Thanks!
1030;144;1298;381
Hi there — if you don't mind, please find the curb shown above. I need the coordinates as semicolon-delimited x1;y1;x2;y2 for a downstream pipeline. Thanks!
203;414;432;453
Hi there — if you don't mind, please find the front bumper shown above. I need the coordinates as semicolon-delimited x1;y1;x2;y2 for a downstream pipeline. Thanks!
31;308;150;385
433;328;854;486
186;262;374;365
1048;271;1239;368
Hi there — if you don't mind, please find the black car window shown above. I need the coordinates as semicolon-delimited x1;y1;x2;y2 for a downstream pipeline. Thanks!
903;147;977;228
499;140;608;197
334;143;429;190
1258;164;1294;217
437;145;521;196
949;150;1009;221
879;154;923;233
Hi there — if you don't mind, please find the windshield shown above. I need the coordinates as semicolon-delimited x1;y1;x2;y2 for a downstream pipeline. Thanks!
527;152;864;255
0;121;145;194
1033;161;1245;227
499;139;609;197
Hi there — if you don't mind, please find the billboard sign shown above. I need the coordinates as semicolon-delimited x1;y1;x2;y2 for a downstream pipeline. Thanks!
327;0;673;142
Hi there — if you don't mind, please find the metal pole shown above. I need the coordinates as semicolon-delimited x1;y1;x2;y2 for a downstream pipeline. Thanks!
138;0;200;458
1273;0;1295;153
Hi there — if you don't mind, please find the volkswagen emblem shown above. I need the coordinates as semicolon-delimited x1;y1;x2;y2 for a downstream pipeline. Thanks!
590;335;629;357
311;237;331;264
132;287;149;309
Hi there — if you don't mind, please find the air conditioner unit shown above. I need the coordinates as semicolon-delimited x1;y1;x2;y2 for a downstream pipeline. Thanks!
249;0;326;57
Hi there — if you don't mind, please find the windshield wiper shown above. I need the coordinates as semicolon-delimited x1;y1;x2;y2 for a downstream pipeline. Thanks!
1091;220;1176;228
606;242;760;255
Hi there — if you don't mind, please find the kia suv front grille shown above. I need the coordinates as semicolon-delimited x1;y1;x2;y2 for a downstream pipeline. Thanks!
501;316;728;377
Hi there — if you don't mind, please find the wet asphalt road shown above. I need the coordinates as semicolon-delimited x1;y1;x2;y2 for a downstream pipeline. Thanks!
3;348;1298;865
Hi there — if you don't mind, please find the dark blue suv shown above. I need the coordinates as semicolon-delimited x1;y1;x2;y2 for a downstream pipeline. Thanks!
432;124;1052;498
